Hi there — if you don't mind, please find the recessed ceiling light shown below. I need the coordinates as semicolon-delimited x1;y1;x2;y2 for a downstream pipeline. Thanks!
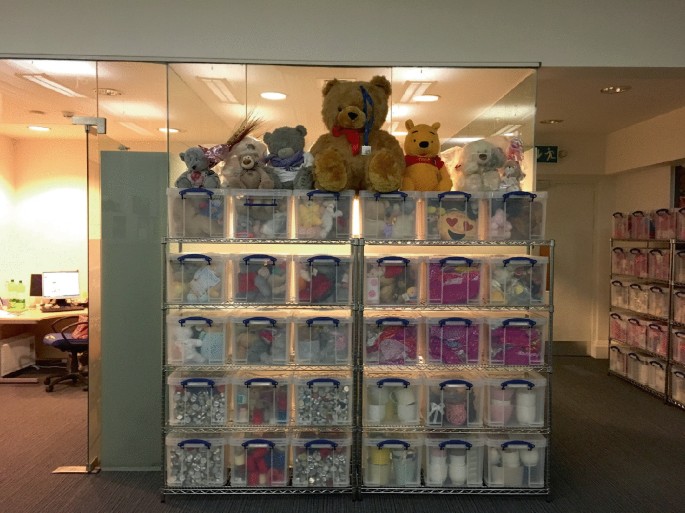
449;136;484;144
600;85;632;94
260;91;287;100
96;87;122;96
18;73;84;97
159;127;180;134
540;119;564;124
28;125;50;132
392;131;408;137
29;110;46;115
413;94;440;102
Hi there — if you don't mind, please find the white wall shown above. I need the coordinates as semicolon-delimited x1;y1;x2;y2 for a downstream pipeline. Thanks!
1;1;685;67
0;136;16;298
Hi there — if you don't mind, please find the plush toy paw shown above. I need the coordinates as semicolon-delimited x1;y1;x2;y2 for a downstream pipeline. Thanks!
314;148;348;191
368;149;403;192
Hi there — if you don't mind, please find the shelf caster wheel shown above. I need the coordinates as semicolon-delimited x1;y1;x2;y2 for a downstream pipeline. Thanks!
43;377;51;385
45;385;54;392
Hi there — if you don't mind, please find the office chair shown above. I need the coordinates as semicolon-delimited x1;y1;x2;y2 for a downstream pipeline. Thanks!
42;315;89;392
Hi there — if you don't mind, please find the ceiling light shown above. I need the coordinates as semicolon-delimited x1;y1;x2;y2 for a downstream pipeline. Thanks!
159;127;180;134
392;131;408;137
260;91;287;101
600;85;632;94
28;125;50;132
492;124;521;137
539;119;564;124
199;77;240;103
14;60;96;77
413;94;440;102
96;88;122;96
448;137;484;144
18;74;84;97
399;82;431;103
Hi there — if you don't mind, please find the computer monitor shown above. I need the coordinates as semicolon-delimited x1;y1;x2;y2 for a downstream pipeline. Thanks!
42;271;80;308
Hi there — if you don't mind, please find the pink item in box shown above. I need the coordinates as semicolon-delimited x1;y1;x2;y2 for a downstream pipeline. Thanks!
629;248;648;278
648;249;670;282
629;211;653;240
626;318;647;349
489;318;544;366
612;212;630;239
609;313;627;343
427;258;481;304
611;248;628;275
653;208;676;240
427;318;481;365
646;323;668;356
366;318;418;365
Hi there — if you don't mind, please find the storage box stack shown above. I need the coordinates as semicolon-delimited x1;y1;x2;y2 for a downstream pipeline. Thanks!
364;375;421;425
489;256;547;306
629;210;653;239
609;312;627;344
363;315;420;366
364;256;421;306
646;322;668;356
294;374;353;426
648;249;670;281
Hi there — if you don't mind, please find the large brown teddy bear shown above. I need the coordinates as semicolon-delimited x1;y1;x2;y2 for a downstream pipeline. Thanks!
310;75;404;193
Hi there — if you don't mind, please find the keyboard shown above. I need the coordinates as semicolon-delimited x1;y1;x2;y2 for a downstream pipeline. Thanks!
40;305;85;313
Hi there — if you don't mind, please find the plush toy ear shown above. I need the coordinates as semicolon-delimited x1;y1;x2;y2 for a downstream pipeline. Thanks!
179;152;186;162
431;122;441;130
263;132;272;145
405;119;415;131
370;75;392;96
322;79;340;96
296;125;307;137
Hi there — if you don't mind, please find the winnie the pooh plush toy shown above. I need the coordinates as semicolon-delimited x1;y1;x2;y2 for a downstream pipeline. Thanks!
310;75;404;193
401;119;452;191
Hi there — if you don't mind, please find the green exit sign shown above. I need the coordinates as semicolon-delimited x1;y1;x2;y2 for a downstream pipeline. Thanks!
536;146;558;163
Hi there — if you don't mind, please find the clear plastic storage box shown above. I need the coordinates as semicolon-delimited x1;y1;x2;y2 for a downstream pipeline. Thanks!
359;191;419;240
674;290;685;324
229;434;289;487
232;253;289;304
612;212;630;239
230;189;291;239
425;316;483;365
167;253;226;304
167;371;229;426
424;372;484;428
628;282;649;314
362;435;422;487
629;210;653;240
230;314;290;365
609;312;627;343
423;191;482;241
364;256;421;306
424;435;484;488
647;285;669;318
294;255;351;305
671;366;685;404
294;315;352;366
291;434;352;487
485;435;547;488
677;208;685;240
646;322;668;356
626;317;648;349
363;375;422;425
426;256;484;305
653;208;676;239
484;191;547;240
363;315;420;366
293;189;354;240
609;345;629;376
610;279;629;309
165;433;228;487
671;330;685;364
647;357;666;391
294;374;353;426
232;372;290;426
627;352;650;385
489;256;547;306
167;187;227;238
611;247;628;275
628;248;649;278
674;251;685;283
166;312;229;365
648;248;670;281
487;317;547;366
484;370;546;427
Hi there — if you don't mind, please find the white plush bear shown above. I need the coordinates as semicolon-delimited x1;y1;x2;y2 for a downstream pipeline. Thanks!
458;139;506;192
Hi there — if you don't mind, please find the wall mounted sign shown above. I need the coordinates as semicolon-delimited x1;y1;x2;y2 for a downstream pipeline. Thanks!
536;146;558;163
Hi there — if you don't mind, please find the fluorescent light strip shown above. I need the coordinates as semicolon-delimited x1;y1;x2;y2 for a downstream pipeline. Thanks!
18;74;84;97
199;77;239;103
492;124;521;137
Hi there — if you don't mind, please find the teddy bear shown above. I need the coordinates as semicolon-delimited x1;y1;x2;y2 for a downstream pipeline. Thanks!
175;146;222;188
500;159;525;191
458;139;506;192
186;266;221;302
263;125;314;189
173;325;207;364
401;120;452;191
310;75;405;193
221;136;280;189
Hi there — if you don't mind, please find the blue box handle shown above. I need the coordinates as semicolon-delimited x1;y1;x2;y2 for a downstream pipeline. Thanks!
502;318;537;328
377;439;410;449
306;317;340;327
243;316;277;326
438;317;472;327
244;377;279;387
629;248;643;255
675;371;685;379
439;379;473;390
376;317;410;326
244;198;278;207
612;247;624;253
655;208;670;216
503;256;537;267
649;249;664;255
304;439;338;450
179;316;214;327
373;191;407;200
180;377;215;388
501;440;536;451
629;283;644;291
177;254;212;264
178;438;211;449
649;286;665;293
503;191;537;201
307;378;340;388
180;187;214;198
501;379;535;390
612;212;625;218
242;438;275;448
439;256;473;267
650;360;665;369
437;190;471;201
628;318;642;326
609;346;621;353
611;280;624;286
307;189;340;200
242;254;277;265
631;210;645;217
307;255;341;265
610;313;623;320
376;256;410;265
377;377;410;388
438;439;473;450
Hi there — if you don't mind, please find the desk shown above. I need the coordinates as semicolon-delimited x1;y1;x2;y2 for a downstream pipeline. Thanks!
0;308;87;384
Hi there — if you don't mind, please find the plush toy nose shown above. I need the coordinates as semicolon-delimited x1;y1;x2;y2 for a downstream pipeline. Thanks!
419;141;429;148
347;111;358;121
